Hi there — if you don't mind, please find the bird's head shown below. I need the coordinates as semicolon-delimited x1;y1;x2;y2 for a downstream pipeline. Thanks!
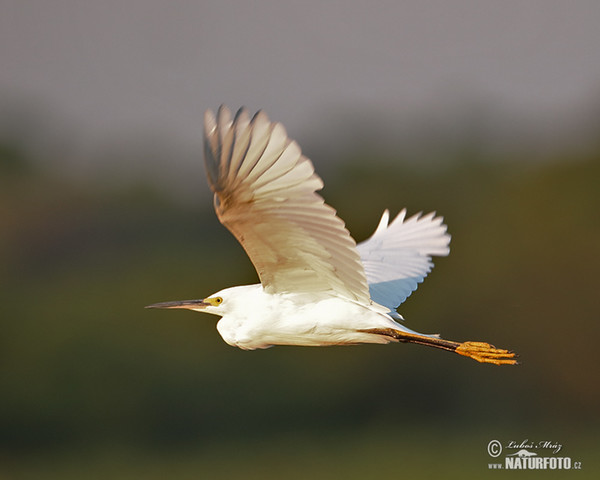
145;291;229;316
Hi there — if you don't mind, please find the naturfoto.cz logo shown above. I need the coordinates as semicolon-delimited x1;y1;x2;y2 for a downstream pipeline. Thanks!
487;439;583;471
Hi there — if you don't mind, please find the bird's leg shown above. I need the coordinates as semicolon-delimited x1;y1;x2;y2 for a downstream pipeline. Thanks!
358;328;518;365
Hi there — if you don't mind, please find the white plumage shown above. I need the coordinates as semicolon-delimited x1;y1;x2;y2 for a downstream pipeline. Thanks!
357;209;450;318
147;106;517;365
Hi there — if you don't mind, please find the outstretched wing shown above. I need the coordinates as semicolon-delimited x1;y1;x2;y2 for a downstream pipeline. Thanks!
357;209;450;316
203;106;371;304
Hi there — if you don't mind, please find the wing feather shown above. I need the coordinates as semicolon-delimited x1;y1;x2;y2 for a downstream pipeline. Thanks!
357;209;450;315
203;106;371;304
227;108;252;183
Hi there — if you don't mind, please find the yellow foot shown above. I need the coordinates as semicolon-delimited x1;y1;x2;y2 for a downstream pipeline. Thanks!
455;341;518;366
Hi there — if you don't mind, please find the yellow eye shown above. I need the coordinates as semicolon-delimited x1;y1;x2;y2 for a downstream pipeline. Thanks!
212;297;223;305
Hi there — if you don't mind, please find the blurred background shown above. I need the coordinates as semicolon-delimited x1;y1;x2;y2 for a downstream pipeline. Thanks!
1;1;599;478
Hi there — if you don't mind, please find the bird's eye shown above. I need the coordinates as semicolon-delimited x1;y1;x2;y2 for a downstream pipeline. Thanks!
214;297;223;305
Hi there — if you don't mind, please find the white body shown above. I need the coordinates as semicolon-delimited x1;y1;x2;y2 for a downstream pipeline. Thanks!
209;284;424;349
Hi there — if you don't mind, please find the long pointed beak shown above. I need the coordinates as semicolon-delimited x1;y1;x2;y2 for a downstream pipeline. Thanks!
145;299;209;310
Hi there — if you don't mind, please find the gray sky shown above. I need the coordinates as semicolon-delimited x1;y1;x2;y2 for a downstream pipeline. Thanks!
2;0;600;176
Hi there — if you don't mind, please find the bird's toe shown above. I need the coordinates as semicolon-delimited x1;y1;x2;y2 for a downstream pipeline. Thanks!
455;341;519;366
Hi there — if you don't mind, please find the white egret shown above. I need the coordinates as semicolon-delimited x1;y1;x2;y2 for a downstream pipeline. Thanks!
147;106;517;365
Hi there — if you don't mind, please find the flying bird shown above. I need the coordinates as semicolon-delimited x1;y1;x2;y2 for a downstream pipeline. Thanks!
147;106;517;365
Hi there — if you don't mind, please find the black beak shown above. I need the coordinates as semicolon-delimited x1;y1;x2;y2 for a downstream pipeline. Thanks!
145;299;209;310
